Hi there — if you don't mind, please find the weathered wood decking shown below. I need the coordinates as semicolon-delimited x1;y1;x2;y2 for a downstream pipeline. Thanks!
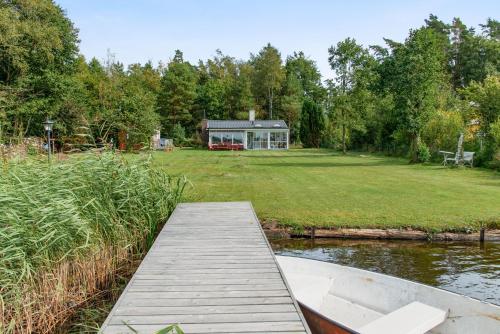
100;202;310;334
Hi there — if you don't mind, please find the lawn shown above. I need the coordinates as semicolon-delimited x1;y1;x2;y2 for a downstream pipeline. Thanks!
151;148;500;232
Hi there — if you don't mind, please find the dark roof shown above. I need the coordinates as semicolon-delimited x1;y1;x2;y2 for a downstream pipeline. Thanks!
207;120;288;130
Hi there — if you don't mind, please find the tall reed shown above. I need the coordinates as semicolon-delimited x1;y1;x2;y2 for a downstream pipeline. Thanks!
0;152;186;333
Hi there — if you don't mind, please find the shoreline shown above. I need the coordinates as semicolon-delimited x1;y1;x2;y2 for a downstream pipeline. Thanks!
262;223;500;241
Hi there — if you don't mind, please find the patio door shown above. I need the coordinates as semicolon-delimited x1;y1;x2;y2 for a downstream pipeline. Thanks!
247;132;254;149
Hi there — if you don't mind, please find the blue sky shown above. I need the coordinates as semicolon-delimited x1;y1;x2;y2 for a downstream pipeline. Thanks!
56;0;498;80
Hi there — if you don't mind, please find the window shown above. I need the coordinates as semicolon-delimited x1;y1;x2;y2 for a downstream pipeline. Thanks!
210;132;244;145
233;133;243;144
251;131;268;149
211;133;221;144
270;132;287;149
222;133;232;144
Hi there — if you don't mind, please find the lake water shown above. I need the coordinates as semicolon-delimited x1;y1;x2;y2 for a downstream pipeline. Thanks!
270;238;500;305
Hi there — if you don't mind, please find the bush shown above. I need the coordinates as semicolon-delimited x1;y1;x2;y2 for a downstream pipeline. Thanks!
417;141;431;163
171;123;186;146
422;110;464;155
491;117;500;145
486;118;500;170
0;153;186;333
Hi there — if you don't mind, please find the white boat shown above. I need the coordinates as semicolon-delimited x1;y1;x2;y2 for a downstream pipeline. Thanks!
276;255;500;334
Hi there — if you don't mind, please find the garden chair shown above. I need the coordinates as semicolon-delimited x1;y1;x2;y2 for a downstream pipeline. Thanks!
439;150;459;166
463;151;475;167
439;133;464;166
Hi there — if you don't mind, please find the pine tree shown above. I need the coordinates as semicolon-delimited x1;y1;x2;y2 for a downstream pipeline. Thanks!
157;50;198;135
300;98;324;148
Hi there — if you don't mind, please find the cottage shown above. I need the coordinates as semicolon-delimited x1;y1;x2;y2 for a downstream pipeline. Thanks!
203;113;289;150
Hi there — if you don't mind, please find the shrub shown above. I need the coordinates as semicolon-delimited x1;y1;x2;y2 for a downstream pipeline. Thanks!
422;110;464;155
417;141;431;163
487;118;500;170
0;153;186;333
491;117;500;145
171;124;186;146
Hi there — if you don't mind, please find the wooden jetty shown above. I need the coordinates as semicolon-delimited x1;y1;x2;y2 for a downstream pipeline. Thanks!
100;202;310;334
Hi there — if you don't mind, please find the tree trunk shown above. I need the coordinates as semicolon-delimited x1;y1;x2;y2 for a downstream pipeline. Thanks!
342;124;346;154
269;87;273;119
409;133;419;163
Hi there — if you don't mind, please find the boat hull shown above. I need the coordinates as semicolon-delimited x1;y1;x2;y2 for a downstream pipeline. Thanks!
298;301;358;334
277;255;500;334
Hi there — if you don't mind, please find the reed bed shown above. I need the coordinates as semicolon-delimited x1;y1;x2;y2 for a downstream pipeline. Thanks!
0;152;186;333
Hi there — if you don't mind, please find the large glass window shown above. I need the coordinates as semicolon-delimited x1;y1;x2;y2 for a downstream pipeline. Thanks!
211;133;221;144
248;131;268;149
270;131;287;149
233;133;243;144
210;132;244;145
222;133;232;144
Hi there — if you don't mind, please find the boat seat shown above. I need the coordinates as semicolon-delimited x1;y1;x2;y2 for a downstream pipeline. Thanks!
320;294;383;329
357;301;447;334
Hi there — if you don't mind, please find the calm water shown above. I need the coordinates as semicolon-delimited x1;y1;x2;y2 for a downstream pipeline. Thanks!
270;238;500;305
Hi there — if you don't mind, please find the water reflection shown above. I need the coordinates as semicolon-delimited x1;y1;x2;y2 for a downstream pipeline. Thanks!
270;238;500;305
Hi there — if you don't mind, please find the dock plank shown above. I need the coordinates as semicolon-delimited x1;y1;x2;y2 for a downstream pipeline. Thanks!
100;202;310;334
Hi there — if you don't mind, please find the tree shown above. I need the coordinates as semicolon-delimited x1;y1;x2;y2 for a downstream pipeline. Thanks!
0;0;80;139
157;50;197;135
480;18;500;40
232;62;255;119
285;51;325;101
328;38;374;153
195;50;254;121
463;75;500;130
251;44;285;119
281;51;325;142
385;28;446;162
281;73;303;142
300;98;324;148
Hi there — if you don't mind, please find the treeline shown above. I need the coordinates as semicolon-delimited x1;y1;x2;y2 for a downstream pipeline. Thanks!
1;1;499;166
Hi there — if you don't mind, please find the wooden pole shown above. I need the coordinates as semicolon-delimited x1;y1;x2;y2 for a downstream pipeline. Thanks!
480;228;485;243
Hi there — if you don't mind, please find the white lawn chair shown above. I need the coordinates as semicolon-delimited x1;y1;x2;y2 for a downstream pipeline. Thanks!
463;151;474;167
439;150;459;166
439;133;465;166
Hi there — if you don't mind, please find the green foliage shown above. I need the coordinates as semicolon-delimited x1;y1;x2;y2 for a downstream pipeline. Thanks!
196;50;254;122
300;98;324;148
281;52;325;142
461;74;500;164
285;51;325;101
251;43;285;119
280;71;302;142
327;38;375;153
1;5;499;168
0;0;79;83
157;50;198;134
0;0;80;139
422;110;464;154
489;117;500;170
462;75;500;131
383;27;447;162
491;117;500;144
171;123;186;146
417;141;431;163
0;153;186;331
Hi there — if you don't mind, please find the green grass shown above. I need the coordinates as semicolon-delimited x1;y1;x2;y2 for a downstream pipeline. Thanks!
152;148;500;232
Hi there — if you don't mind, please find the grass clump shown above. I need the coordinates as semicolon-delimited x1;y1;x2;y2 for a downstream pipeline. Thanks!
0;152;186;333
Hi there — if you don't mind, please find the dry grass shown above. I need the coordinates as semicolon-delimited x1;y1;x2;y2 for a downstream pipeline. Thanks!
0;152;186;333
